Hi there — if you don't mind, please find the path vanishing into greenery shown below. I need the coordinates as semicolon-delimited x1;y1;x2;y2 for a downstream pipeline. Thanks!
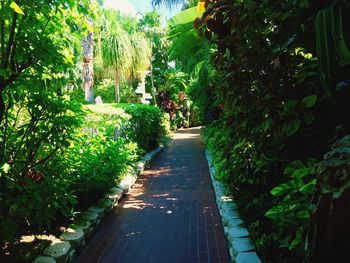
75;128;230;263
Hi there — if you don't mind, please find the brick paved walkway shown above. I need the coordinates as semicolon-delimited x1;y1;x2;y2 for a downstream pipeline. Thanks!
75;128;231;263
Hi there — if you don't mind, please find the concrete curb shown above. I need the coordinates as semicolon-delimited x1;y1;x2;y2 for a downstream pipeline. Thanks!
33;144;167;263
204;149;262;263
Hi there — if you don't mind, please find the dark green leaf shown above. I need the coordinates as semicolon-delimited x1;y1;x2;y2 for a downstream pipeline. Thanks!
299;179;316;194
285;119;301;137
296;210;310;219
303;112;314;124
284;160;305;175
301;95;317;108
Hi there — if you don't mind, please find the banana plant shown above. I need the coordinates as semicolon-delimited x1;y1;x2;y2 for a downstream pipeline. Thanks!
167;5;205;61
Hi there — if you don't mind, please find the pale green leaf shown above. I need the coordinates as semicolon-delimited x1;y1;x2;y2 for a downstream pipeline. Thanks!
168;7;202;27
10;2;24;15
1;163;11;173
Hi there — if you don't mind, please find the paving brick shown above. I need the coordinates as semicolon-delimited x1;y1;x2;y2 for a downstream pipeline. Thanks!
75;128;230;263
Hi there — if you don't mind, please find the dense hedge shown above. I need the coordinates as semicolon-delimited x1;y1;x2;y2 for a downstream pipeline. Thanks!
195;0;350;262
0;103;170;246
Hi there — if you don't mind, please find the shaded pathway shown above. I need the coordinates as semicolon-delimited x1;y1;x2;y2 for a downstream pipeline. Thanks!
75;128;231;263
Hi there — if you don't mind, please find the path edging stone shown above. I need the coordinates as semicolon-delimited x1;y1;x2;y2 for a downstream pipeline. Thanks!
204;149;262;263
33;144;167;263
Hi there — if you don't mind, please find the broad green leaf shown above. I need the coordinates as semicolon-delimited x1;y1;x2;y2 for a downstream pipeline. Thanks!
287;178;304;189
283;100;298;114
284;160;305;175
10;2;24;15
285;119;301;137
301;95;317;108
291;168;312;178
299;179;316;193
168;22;194;39
169;28;200;61
271;183;292;196
303;112;314;124
265;205;285;218
168;7;203;27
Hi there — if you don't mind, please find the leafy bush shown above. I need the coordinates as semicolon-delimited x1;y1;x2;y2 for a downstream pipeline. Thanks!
60;103;170;206
124;104;170;152
43;105;133;208
92;79;116;103
0;93;84;242
55;134;138;210
0;101;170;246
200;1;350;261
0;0;97;245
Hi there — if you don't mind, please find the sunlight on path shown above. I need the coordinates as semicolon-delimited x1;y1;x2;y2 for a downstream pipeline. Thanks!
75;128;230;263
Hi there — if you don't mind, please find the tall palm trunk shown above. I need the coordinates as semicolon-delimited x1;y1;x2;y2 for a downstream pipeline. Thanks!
114;70;120;103
150;62;157;105
82;24;94;103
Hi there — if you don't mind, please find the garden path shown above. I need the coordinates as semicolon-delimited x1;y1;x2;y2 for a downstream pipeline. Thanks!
75;128;231;263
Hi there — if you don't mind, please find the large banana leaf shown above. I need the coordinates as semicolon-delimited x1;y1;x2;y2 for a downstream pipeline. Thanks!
168;6;203;27
168;21;194;39
169;28;200;61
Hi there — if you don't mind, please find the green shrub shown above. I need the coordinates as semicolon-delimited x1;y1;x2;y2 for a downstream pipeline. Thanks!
55;133;138;210
124;104;169;152
0;95;83;243
93;79;115;103
0;102;170;245
198;1;350;261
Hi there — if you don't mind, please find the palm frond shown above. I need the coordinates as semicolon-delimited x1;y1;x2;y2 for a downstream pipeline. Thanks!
130;32;153;80
101;24;133;77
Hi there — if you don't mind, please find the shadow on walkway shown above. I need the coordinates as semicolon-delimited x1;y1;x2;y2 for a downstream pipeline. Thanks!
75;128;230;263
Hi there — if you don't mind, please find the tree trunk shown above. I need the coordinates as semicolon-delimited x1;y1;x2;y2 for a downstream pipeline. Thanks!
114;71;120;103
150;62;157;105
82;22;94;103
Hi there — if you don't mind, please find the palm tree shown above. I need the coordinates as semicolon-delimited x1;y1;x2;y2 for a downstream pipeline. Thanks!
82;20;94;103
152;0;186;7
102;24;132;103
130;32;152;81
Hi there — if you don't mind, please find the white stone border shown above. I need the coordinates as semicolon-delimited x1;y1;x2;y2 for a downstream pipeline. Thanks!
204;149;262;263
33;144;167;263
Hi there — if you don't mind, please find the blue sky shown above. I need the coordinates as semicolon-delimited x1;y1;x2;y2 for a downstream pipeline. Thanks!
104;0;182;20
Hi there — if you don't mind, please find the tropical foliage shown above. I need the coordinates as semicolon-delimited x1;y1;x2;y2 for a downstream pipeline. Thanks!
166;0;350;262
1;0;349;262
0;1;170;259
